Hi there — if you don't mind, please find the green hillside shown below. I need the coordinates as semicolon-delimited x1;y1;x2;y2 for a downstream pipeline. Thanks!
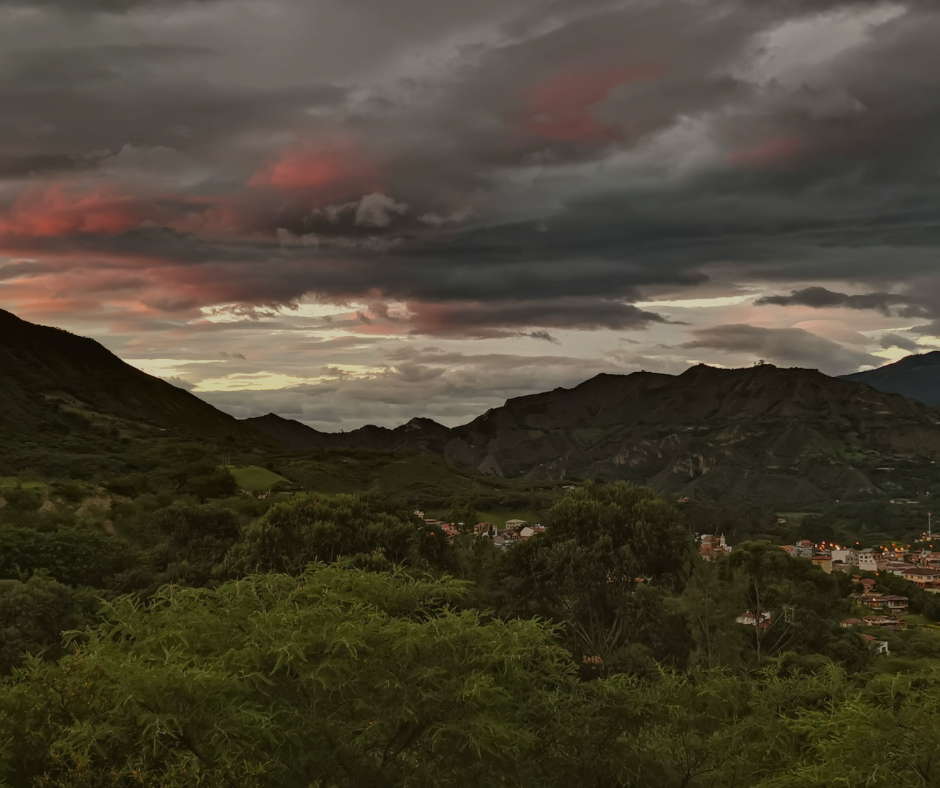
0;308;275;477
229;466;290;492
277;450;563;511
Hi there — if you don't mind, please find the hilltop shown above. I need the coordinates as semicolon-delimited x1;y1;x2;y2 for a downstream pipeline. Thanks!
842;351;940;405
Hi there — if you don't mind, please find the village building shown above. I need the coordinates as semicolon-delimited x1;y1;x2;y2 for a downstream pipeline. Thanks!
736;610;773;630
786;543;814;559
830;548;858;566
900;567;940;590
861;615;906;632
503;519;528;537
859;634;890;654
857;592;909;615
699;534;730;561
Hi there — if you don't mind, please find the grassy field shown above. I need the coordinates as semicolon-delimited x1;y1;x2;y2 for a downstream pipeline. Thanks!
0;477;48;490
228;466;290;492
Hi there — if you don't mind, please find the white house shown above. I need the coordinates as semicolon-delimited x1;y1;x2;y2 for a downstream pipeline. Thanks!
830;549;858;566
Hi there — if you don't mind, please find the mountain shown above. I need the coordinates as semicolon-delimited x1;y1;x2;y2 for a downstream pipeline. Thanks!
251;364;940;508
245;413;451;454
0;308;266;472
841;351;940;405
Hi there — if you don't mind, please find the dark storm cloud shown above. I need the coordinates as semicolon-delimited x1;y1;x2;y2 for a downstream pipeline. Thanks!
0;0;221;11
4;0;940;355
0;154;78;178
682;324;880;370
405;298;669;338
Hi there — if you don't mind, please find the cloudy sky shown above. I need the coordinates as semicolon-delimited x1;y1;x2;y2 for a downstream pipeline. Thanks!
1;0;938;429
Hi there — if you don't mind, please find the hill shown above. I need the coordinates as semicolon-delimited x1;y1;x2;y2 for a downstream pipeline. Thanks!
245;413;451;453
841;351;940;405
0;308;268;475
252;365;940;508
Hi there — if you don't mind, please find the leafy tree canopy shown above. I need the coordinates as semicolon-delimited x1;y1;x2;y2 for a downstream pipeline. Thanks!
222;493;453;576
491;482;694;674
0;565;571;788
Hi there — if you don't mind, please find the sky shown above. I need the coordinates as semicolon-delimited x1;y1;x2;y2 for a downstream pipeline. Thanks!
1;0;939;430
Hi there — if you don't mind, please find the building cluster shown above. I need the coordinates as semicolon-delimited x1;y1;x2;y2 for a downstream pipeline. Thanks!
701;534;931;655
418;513;544;547
699;534;731;560
773;541;940;589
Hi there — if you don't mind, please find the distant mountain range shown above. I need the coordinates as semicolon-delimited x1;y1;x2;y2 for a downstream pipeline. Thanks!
842;351;940;406
249;364;940;508
6;306;940;507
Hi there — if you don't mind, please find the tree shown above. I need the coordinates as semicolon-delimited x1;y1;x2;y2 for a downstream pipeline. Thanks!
677;557;749;670
491;482;694;675
759;669;940;787
154;504;242;586
0;524;139;589
446;490;478;535
724;542;865;668
0;564;573;788
222;493;453;577
0;573;88;674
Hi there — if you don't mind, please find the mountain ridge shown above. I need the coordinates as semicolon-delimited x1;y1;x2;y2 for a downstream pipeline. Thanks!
247;362;940;507
841;351;940;405
6;306;940;509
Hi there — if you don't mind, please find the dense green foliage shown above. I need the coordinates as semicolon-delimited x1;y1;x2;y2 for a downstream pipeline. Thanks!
0;573;89;675
223;494;453;576
3;565;940;787
0;524;139;589
3;448;940;787
490;483;694;674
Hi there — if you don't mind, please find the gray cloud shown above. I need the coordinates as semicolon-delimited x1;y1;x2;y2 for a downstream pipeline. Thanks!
197;346;632;429
404;298;670;338
0;0;218;9
755;287;909;315
879;332;922;352
681;323;880;372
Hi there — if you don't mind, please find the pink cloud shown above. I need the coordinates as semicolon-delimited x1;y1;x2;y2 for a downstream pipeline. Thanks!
0;183;152;238
516;62;666;144
726;134;811;167
248;140;382;199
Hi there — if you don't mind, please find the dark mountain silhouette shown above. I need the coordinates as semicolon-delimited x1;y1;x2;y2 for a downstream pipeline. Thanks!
249;364;940;507
244;413;451;454
6;306;940;508
841;351;940;405
0;308;265;466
